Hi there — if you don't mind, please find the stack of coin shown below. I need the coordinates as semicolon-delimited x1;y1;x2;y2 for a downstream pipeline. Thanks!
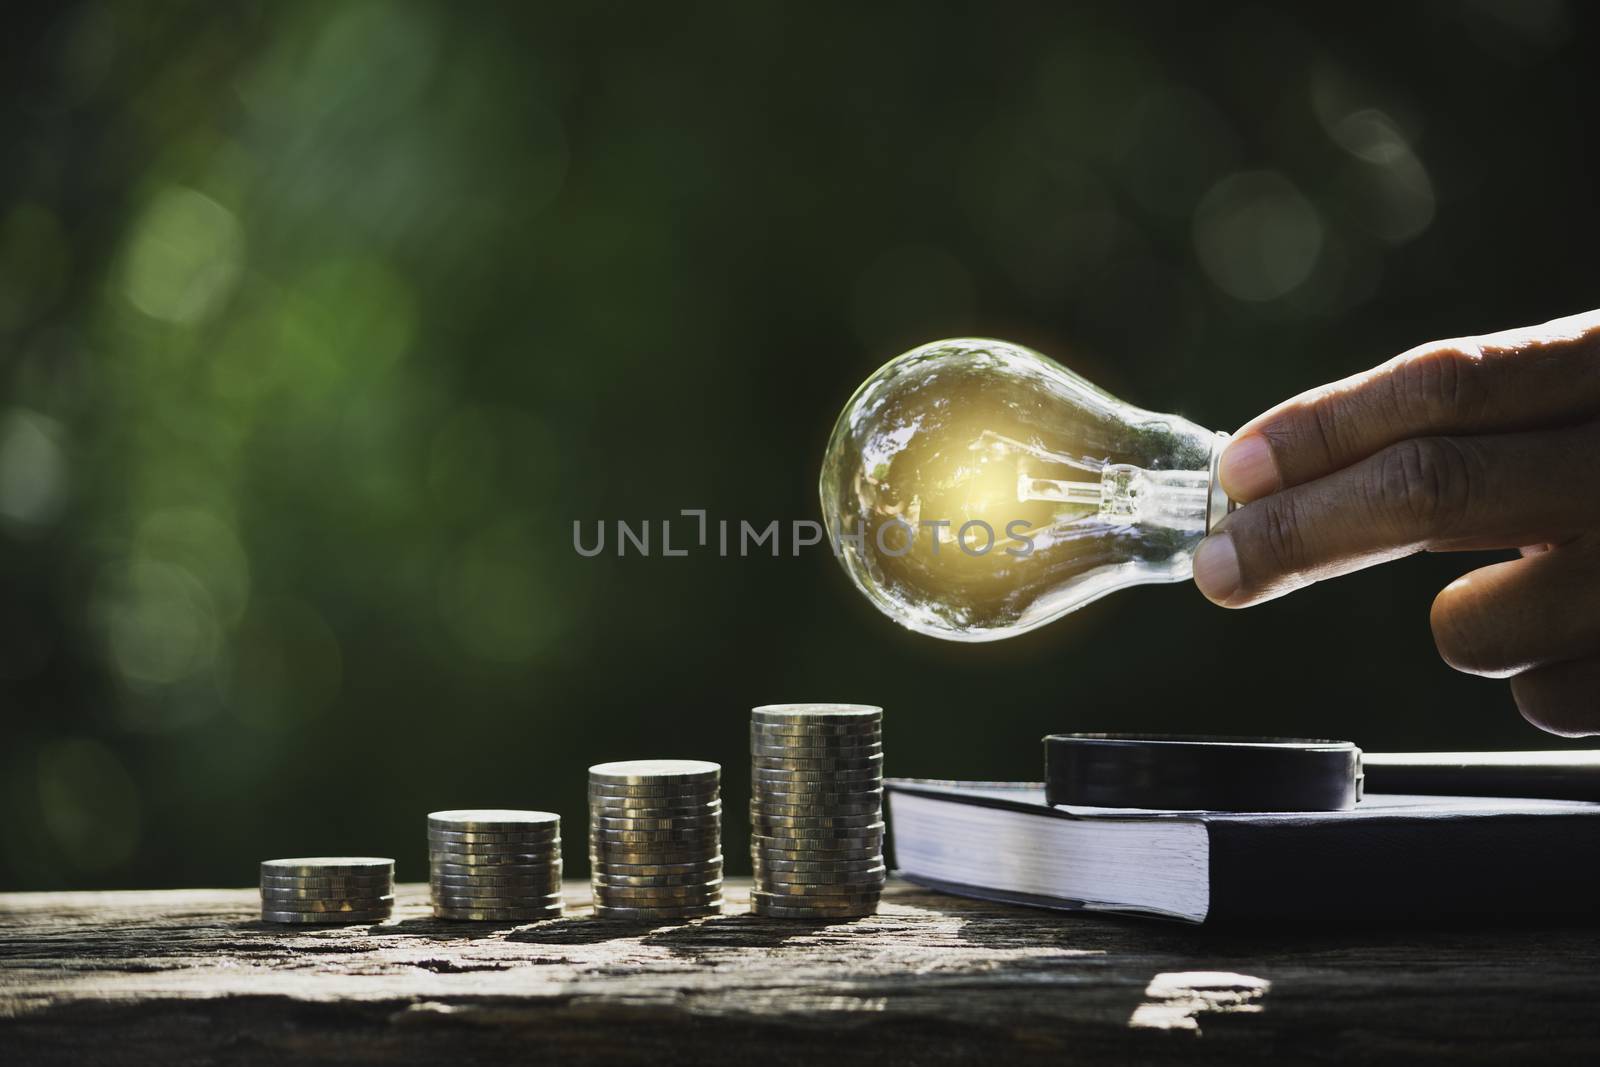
259;857;395;924
750;704;885;919
589;760;723;920
428;809;564;921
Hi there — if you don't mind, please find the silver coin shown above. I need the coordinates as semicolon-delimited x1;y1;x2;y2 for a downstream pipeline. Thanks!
749;725;882;742
427;827;561;844
751;886;881;903
428;844;566;857
593;883;723;902
430;857;562;874
753;776;884;790
750;854;884;872
590;813;722;831
751;809;880;824
431;886;564;903
753;844;882;861
753;845;882;862
429;890;564;905
753;764;884;782
585;780;716;796
591;870;722;885
752;723;883;739
749;726;882;742
751;761;883;778
432;904;565;922
752;783;883;798
428;839;562;854
749;810;884;830
750;737;882;753
427;847;561;863
259;884;395;900
750;737;880;751
750;796;882;812
260;874;393;891
751;703;880;723
432;895;569;908
748;831;889;844
752;840;884;858
588;797;722;816
751;877;885;896
591;871;722;887
590;855;723;873
754;866;887;886
588;835;719;851
588;849;718;866
588;759;721;785
752;783;884;798
751;823;885;841
258;893;393;907
260;857;393;877
752;751;884;769
428;857;566;870
751;803;882;820
260;894;397;912
261;907;393;924
749;752;882;767
750;890;882;908
432;876;563;895
432;870;563;883
589;826;720;844
591;869;725;888
588;783;720;799
587;807;720;823
426;830;561;848
752;835;883;853
428;837;562;852
749;746;883;763
432;844;563;857
591;902;722;920
427;810;560;832
595;895;726;908
428;877;563;895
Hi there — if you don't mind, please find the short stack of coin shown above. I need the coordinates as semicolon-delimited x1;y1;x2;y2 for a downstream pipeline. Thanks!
428;809;564;921
259;857;395;924
589;760;723;920
750;704;885;919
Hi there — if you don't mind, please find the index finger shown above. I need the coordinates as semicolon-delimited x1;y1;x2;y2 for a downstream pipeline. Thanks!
1218;309;1600;503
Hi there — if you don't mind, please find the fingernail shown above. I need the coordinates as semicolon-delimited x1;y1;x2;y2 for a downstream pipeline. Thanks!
1219;433;1279;502
1193;534;1240;605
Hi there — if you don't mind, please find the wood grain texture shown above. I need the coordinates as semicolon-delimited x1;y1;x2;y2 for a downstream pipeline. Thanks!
3;879;1598;1064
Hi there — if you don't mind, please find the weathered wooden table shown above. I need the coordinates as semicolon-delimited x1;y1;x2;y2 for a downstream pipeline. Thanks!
3;879;1597;1064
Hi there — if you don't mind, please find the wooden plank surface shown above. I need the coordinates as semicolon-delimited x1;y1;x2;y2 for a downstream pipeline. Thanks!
3;879;1598;1064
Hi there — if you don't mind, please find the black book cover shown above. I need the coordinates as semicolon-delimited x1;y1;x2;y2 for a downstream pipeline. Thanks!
886;779;1600;923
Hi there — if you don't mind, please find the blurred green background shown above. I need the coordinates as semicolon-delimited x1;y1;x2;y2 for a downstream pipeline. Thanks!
2;0;1595;890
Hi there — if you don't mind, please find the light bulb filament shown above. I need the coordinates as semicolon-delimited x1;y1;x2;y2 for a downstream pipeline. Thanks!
977;431;1209;531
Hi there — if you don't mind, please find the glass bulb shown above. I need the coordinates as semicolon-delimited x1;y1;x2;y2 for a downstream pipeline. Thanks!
819;338;1231;642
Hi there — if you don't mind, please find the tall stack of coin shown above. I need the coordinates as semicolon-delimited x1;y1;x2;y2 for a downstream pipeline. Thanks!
589;760;723;920
750;704;885;918
259;857;395;924
428;809;564;922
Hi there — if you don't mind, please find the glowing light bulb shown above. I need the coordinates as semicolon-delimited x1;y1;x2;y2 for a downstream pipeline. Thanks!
819;338;1231;641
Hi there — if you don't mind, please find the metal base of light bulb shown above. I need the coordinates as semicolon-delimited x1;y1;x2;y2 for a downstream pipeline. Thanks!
1206;431;1237;534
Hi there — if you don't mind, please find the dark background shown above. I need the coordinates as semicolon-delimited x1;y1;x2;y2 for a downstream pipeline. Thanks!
1;0;1595;890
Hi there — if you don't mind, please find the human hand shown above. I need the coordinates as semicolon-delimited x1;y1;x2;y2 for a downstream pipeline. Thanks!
1192;310;1600;736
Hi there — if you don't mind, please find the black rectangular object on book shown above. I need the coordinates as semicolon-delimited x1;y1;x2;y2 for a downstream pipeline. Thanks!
885;779;1600;924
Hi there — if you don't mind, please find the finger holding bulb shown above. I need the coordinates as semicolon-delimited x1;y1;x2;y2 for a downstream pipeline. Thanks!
1191;309;1600;736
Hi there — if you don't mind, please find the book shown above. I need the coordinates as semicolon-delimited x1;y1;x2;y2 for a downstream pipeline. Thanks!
885;778;1600;923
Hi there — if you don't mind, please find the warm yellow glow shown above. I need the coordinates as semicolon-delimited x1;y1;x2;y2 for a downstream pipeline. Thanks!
821;339;1221;640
